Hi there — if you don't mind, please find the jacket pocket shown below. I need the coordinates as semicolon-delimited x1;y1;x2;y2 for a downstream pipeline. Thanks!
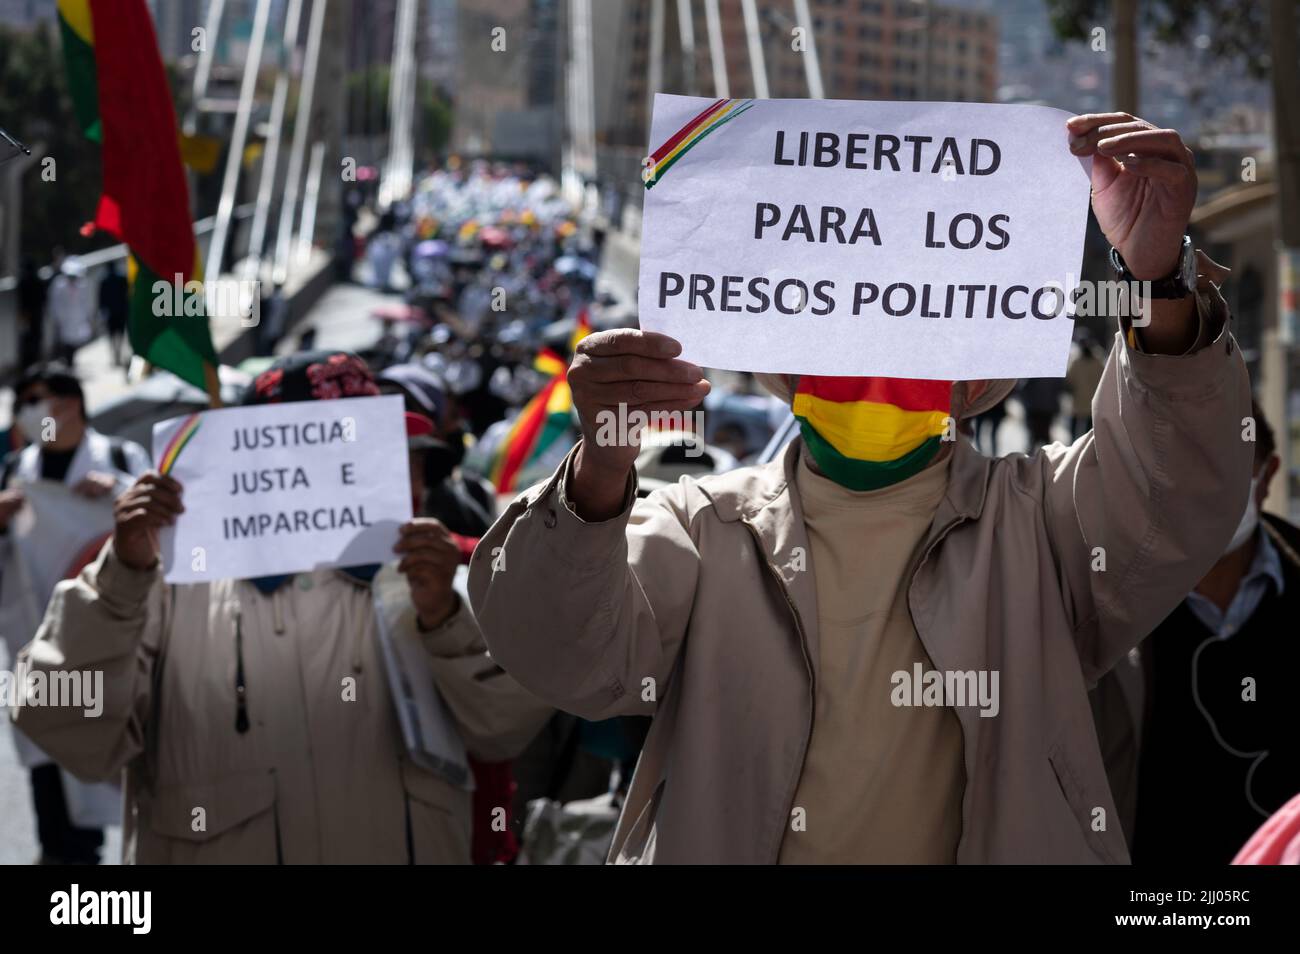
141;770;279;864
399;758;472;864
1047;743;1121;864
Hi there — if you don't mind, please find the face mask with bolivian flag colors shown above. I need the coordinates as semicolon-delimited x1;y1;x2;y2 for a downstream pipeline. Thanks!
793;376;953;491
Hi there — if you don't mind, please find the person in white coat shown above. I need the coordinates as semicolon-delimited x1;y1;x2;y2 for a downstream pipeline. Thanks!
44;257;96;368
0;364;149;863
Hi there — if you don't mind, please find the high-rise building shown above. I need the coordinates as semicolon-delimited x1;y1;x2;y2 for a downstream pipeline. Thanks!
425;0;459;96
0;0;55;30
451;0;563;165
349;0;399;74
616;0;997;156
150;0;208;62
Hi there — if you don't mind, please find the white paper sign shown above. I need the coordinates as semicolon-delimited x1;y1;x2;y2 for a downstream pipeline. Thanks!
152;394;412;583
0;481;114;657
638;95;1093;379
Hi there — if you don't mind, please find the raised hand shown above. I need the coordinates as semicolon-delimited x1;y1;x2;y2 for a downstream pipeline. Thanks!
1067;112;1197;281
394;518;461;629
567;329;709;520
112;472;184;571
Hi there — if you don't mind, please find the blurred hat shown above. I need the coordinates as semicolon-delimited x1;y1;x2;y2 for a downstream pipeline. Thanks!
377;362;448;424
243;350;379;405
405;412;434;438
404;411;441;451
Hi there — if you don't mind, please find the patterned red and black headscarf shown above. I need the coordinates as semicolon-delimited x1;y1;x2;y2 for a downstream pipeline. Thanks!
244;350;380;405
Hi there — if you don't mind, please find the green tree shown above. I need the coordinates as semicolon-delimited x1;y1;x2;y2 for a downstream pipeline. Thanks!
344;64;453;160
1046;0;1271;78
0;22;107;265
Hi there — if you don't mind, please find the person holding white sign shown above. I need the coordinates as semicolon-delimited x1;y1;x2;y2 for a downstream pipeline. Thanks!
0;363;149;865
14;352;549;864
470;113;1255;863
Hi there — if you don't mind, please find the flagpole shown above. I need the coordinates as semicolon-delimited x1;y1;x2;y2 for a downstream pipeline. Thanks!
207;0;274;282
740;0;769;99
703;0;728;97
202;361;223;409
792;0;824;99
185;0;226;138
676;0;697;96
274;0;328;285
247;0;306;277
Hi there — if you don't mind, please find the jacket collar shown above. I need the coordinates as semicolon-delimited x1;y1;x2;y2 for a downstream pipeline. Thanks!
17;427;104;486
693;435;992;681
924;438;991;548
698;434;991;531
248;565;382;595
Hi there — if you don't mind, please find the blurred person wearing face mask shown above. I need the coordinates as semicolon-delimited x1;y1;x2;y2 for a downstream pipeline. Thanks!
1092;400;1300;865
12;351;549;863
470;114;1256;863
1;364;150;503
0;363;149;864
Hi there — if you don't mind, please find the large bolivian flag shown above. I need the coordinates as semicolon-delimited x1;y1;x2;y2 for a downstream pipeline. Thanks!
793;376;953;491
57;0;219;396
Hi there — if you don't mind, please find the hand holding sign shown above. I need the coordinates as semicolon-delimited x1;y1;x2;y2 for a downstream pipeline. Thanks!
72;470;118;499
113;472;184;571
394;518;462;629
568;328;709;520
1067;112;1197;280
639;96;1094;379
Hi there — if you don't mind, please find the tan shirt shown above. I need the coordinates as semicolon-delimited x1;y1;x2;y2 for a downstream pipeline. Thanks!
778;449;965;864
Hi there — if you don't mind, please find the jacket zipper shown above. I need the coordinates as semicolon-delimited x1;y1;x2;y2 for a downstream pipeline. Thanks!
234;608;250;734
741;517;816;864
907;511;977;861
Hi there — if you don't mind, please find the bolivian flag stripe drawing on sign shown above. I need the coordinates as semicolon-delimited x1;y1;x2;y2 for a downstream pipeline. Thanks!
57;0;219;399
158;414;202;476
643;98;755;189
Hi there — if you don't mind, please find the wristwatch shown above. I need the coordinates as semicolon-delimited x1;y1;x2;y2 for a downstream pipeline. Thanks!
1108;235;1196;299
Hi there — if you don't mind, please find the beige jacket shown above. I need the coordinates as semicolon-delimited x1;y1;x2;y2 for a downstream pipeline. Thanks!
469;299;1253;864
13;544;549;864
